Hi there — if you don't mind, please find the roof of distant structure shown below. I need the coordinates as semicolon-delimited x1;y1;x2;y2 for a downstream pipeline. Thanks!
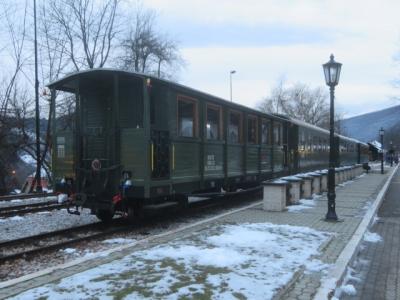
368;140;384;152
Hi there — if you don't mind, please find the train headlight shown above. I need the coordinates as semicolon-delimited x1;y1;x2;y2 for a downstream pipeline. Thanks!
124;180;133;187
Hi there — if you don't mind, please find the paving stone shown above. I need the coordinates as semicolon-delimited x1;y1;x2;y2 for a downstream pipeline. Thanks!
342;167;400;300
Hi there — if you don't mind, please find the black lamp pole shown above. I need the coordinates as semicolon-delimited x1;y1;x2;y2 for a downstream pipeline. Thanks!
380;128;384;174
390;141;393;167
34;0;42;192
230;70;236;102
323;54;342;221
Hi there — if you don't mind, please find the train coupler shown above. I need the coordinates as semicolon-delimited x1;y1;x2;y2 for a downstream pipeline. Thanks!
67;206;81;215
65;193;87;216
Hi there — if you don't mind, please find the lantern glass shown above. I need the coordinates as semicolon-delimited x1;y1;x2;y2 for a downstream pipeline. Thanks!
323;54;342;86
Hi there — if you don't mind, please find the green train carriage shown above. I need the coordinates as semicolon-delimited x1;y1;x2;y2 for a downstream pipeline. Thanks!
49;69;288;221
49;69;368;222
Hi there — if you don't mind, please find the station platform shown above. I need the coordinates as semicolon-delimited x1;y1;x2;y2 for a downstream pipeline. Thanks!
340;166;400;300
0;164;397;299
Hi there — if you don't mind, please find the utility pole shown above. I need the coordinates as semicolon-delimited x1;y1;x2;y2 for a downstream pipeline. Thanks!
34;0;42;192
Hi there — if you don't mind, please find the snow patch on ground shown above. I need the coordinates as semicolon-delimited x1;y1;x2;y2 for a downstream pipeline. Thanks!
20;154;36;165
334;266;360;298
8;216;24;221
371;216;380;226
341;284;357;295
363;230;382;243
102;238;136;244
287;198;316;213
188;196;209;203
11;222;331;300
61;248;77;254
304;259;330;274
10;199;23;203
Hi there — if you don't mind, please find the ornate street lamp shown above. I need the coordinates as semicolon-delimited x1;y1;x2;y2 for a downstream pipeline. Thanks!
322;54;342;221
230;70;236;102
380;128;384;174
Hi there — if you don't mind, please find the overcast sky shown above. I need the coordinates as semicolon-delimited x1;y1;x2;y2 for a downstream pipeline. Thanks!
141;0;400;117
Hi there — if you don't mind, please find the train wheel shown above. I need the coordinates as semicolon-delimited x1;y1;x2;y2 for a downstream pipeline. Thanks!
126;204;143;224
126;206;136;223
96;209;114;223
176;194;188;209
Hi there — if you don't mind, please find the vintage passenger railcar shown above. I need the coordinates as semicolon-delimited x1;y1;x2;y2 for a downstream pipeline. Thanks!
48;69;368;221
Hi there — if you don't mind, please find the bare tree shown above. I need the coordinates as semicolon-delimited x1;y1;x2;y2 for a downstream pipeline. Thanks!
119;7;184;79
258;77;289;115
289;84;329;126
35;1;71;185
48;0;120;71
0;0;29;116
0;98;32;194
120;9;157;73
0;1;64;190
38;1;69;83
259;80;333;128
153;35;185;79
0;0;33;193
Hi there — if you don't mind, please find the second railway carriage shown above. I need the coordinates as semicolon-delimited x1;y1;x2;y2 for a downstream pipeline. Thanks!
48;69;368;222
284;118;368;173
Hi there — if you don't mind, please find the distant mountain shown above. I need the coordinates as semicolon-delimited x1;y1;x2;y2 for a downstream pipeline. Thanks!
342;105;400;142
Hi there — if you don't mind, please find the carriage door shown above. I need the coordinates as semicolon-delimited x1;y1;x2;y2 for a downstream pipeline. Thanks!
82;91;111;167
282;122;289;170
288;124;299;173
151;130;170;179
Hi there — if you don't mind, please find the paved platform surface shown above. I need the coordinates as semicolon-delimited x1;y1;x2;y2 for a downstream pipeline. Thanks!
342;167;400;300
0;167;395;299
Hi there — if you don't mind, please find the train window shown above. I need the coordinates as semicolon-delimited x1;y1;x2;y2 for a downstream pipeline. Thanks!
57;145;65;158
300;131;305;151
228;111;242;143
273;123;281;145
247;115;258;144
177;97;197;137
261;119;270;144
206;104;221;140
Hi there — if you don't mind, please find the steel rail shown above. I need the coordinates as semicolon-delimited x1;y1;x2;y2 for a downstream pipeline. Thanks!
0;193;56;202
0;201;66;218
0;221;123;264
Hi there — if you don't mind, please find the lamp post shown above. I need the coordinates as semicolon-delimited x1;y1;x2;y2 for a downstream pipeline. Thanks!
380;128;384;174
322;54;342;221
230;70;236;102
390;141;393;167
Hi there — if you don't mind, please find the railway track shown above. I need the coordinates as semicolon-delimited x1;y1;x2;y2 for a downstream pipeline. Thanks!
0;192;56;202
0;201;66;218
0;221;127;265
0;186;262;267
